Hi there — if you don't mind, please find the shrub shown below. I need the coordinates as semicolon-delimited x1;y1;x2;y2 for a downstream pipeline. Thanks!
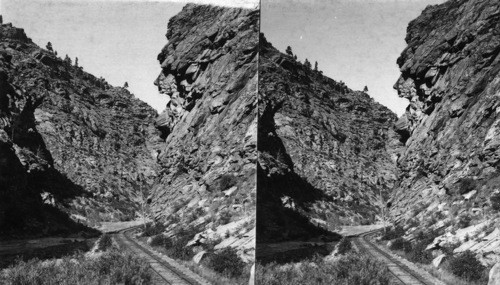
142;222;165;237
455;178;476;195
406;241;433;264
389;237;412;252
150;234;172;247
457;214;471;229
446;250;485;281
337;237;352;255
490;192;500;211
96;234;113;251
206;247;245;278
381;226;405;240
218;174;238;191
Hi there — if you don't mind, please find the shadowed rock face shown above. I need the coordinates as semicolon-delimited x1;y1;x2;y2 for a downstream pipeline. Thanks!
390;0;500;265
257;35;400;243
0;22;157;237
151;5;258;261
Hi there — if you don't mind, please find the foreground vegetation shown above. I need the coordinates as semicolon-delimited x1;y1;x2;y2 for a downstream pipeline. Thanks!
381;226;489;284
143;223;250;284
0;236;151;285
256;254;391;285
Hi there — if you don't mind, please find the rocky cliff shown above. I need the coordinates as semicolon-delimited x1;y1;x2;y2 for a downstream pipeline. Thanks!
150;4;258;262
257;35;400;243
391;0;500;266
0;21;157;237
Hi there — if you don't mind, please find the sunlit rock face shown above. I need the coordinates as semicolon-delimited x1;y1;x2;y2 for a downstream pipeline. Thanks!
257;34;400;243
150;4;258;262
0;21;157;237
390;0;500;266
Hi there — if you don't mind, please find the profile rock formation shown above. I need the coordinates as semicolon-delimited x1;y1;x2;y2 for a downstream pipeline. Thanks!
151;4;258;262
391;0;500;266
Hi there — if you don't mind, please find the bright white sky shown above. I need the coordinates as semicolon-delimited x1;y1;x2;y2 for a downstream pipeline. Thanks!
0;0;258;112
262;0;446;116
1;0;443;115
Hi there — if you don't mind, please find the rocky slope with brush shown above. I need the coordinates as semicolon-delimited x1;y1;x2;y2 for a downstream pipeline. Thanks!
257;34;400;243
149;4;258;262
390;0;500;266
0;20;158;237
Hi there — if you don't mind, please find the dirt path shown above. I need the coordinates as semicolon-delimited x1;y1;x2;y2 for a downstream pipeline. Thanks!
113;227;211;285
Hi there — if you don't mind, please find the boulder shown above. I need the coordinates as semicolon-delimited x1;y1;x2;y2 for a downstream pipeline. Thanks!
432;254;447;268
193;250;207;264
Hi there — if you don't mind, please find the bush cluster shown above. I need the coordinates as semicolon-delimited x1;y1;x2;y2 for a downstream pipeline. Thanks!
218;174;238;191
381;226;405;240
206;247;245;278
446;250;485;281
141;222;166;237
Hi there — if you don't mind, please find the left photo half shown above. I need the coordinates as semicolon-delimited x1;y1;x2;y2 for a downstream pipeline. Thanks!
0;1;258;284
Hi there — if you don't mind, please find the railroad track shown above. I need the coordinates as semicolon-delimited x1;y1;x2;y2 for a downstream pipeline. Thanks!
353;230;441;285
113;227;211;285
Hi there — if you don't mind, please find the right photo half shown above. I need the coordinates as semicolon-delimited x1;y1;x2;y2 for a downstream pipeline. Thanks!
256;0;500;284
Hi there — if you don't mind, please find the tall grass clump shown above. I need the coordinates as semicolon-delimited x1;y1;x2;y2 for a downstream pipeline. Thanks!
256;255;390;285
0;250;151;285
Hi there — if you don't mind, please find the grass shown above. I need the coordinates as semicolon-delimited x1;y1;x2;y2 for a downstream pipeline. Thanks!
0;250;151;285
418;262;488;285
256;254;391;285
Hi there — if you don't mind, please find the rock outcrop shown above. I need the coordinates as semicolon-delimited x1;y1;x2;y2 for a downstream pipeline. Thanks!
257;35;400;243
390;0;500;266
0;21;157;237
150;4;258;262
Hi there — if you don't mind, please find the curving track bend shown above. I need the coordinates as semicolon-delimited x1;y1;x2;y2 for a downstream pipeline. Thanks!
113;227;211;285
353;231;445;285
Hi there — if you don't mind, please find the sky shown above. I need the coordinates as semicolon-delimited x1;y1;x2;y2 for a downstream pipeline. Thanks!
261;0;446;116
0;0;444;115
0;0;258;112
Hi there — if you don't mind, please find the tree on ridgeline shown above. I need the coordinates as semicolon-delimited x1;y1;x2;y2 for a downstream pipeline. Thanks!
286;46;293;56
64;54;72;65
363;85;369;92
46;42;53;52
124;82;129;88
304;58;311;69
75;57;79;67
294;55;297;60
314;61;318;72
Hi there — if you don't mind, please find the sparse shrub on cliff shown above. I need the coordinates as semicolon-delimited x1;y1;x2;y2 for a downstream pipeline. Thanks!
490;192;500;211
389;237;412;252
381;225;405;240
96;233;113;251
457;214;471;229
446;250;485;281
337;237;352;255
218;174;238;191
206;247;245;277
455;178;477;195
141;222;165;237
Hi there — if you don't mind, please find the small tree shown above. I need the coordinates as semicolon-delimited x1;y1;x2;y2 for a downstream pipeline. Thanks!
64;54;72;65
314;61;318;72
46;42;53;52
124;82;129;88
304;58;311;69
75;57;79;67
364;85;369;92
285;46;293;56
54;51;58;56
293;55;297;60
